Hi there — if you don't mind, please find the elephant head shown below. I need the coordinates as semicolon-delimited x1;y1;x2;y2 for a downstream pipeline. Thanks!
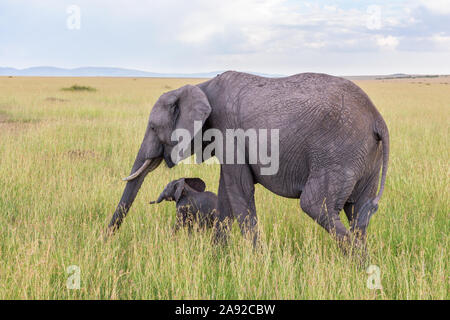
150;178;207;204
108;85;211;232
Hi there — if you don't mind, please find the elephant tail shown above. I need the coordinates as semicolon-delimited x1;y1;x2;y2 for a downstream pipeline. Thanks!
354;118;389;231
373;118;389;206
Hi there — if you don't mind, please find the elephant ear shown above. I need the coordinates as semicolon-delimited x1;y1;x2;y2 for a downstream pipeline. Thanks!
184;178;206;192
173;85;211;146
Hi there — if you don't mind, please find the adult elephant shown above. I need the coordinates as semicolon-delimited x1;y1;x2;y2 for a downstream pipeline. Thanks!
108;71;389;250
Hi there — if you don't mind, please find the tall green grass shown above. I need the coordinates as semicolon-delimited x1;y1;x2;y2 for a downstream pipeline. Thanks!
0;76;448;299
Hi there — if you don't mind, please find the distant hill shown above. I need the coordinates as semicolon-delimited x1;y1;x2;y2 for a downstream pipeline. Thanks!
0;66;283;78
344;73;444;80
1;67;445;80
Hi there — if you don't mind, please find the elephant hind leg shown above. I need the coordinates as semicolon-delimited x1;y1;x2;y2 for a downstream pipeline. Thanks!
300;168;356;245
344;170;380;238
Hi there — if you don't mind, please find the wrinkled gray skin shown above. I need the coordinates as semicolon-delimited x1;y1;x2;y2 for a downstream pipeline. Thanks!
150;178;218;231
108;71;389;251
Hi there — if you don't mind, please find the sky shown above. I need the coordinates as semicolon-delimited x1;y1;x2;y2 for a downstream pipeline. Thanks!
1;0;449;75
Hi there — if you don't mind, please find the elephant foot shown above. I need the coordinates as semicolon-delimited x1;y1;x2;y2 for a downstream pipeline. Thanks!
102;226;116;242
212;228;229;246
337;234;369;268
211;217;233;245
352;201;378;233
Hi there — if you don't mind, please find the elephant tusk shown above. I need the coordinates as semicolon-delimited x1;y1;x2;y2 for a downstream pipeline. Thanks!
122;159;151;181
122;157;163;181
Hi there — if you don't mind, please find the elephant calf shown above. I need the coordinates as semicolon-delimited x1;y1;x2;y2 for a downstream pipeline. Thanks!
150;178;218;232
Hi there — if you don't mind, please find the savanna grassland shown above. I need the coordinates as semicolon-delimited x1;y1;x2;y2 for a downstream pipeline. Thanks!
0;75;448;299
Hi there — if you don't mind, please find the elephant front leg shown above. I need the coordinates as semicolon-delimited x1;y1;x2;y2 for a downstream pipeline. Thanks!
214;164;259;247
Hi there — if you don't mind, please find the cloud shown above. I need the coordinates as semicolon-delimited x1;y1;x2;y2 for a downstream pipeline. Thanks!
173;0;367;54
376;35;399;49
419;0;450;15
431;33;450;50
0;0;449;74
176;0;299;50
169;0;428;55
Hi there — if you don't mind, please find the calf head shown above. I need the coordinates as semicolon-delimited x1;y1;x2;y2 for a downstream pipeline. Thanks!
151;178;206;204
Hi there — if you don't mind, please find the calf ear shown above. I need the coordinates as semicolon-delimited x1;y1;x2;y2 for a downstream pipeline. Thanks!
174;180;186;202
184;178;206;192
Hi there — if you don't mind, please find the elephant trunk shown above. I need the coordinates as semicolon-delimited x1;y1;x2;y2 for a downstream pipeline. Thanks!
155;192;165;203
107;129;163;233
108;156;162;232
